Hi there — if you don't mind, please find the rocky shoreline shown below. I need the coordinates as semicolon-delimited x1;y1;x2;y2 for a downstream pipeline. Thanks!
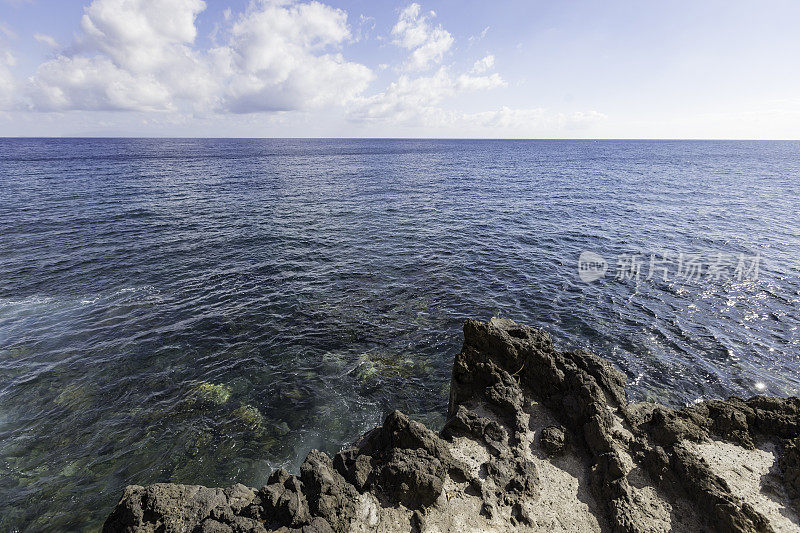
103;318;800;532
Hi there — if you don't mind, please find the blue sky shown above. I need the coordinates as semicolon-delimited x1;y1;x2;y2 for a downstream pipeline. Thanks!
0;0;799;138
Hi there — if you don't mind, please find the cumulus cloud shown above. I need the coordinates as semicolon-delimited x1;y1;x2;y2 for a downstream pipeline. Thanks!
25;0;372;113
350;68;452;122
456;71;504;91
10;0;604;137
351;4;505;126
28;0;212;111
391;3;453;71
213;0;373;113
350;67;505;123
78;0;204;73
31;55;174;111
470;54;494;74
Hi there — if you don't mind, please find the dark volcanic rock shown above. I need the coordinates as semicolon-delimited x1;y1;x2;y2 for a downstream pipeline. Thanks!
103;484;235;533
332;409;467;509
377;447;446;507
782;437;800;506
441;404;508;454
104;318;800;533
259;471;311;528
299;450;357;531
539;425;567;455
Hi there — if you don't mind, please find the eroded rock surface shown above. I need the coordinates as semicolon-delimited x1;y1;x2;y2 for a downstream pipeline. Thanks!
104;318;800;532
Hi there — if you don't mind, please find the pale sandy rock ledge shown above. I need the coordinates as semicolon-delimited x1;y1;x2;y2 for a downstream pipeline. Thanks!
103;318;800;533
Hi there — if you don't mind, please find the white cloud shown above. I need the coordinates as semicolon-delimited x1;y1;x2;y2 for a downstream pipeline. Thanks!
356;105;606;136
351;6;505;127
350;68;452;122
348;2;510;127
348;60;603;136
460;107;607;132
0;27;16;109
8;0;606;137
0;22;17;39
27;0;212;111
468;25;489;43
470;54;494;74
78;0;204;73
391;3;453;71
355;14;375;41
33;33;59;48
25;0;373;114
213;0;373;113
456;71;504;91
0;58;15;109
350;67;505;124
30;55;174;111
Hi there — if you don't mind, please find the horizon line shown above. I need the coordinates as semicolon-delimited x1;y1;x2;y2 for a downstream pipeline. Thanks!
1;136;799;142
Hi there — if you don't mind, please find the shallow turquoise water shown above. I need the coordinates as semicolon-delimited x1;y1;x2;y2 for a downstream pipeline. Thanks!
0;139;798;531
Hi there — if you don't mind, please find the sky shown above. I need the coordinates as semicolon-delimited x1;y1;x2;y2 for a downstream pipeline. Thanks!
0;0;799;138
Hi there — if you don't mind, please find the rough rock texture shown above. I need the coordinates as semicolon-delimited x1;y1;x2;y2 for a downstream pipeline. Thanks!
540;426;567;456
104;318;800;533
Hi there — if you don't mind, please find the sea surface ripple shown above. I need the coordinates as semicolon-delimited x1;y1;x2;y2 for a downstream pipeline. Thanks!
0;138;798;531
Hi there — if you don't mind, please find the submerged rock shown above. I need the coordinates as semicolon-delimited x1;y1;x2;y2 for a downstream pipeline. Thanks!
103;318;800;532
54;382;93;410
231;405;265;430
188;382;233;406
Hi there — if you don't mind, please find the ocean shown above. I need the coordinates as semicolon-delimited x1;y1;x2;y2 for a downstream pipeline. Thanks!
1;138;798;531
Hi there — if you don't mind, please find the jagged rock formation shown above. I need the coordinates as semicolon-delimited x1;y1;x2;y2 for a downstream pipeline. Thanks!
104;318;800;532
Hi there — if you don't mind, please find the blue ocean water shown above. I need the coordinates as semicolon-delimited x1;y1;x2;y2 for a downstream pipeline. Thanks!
0;138;799;531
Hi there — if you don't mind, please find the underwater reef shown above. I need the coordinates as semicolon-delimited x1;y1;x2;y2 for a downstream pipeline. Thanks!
103;318;800;532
